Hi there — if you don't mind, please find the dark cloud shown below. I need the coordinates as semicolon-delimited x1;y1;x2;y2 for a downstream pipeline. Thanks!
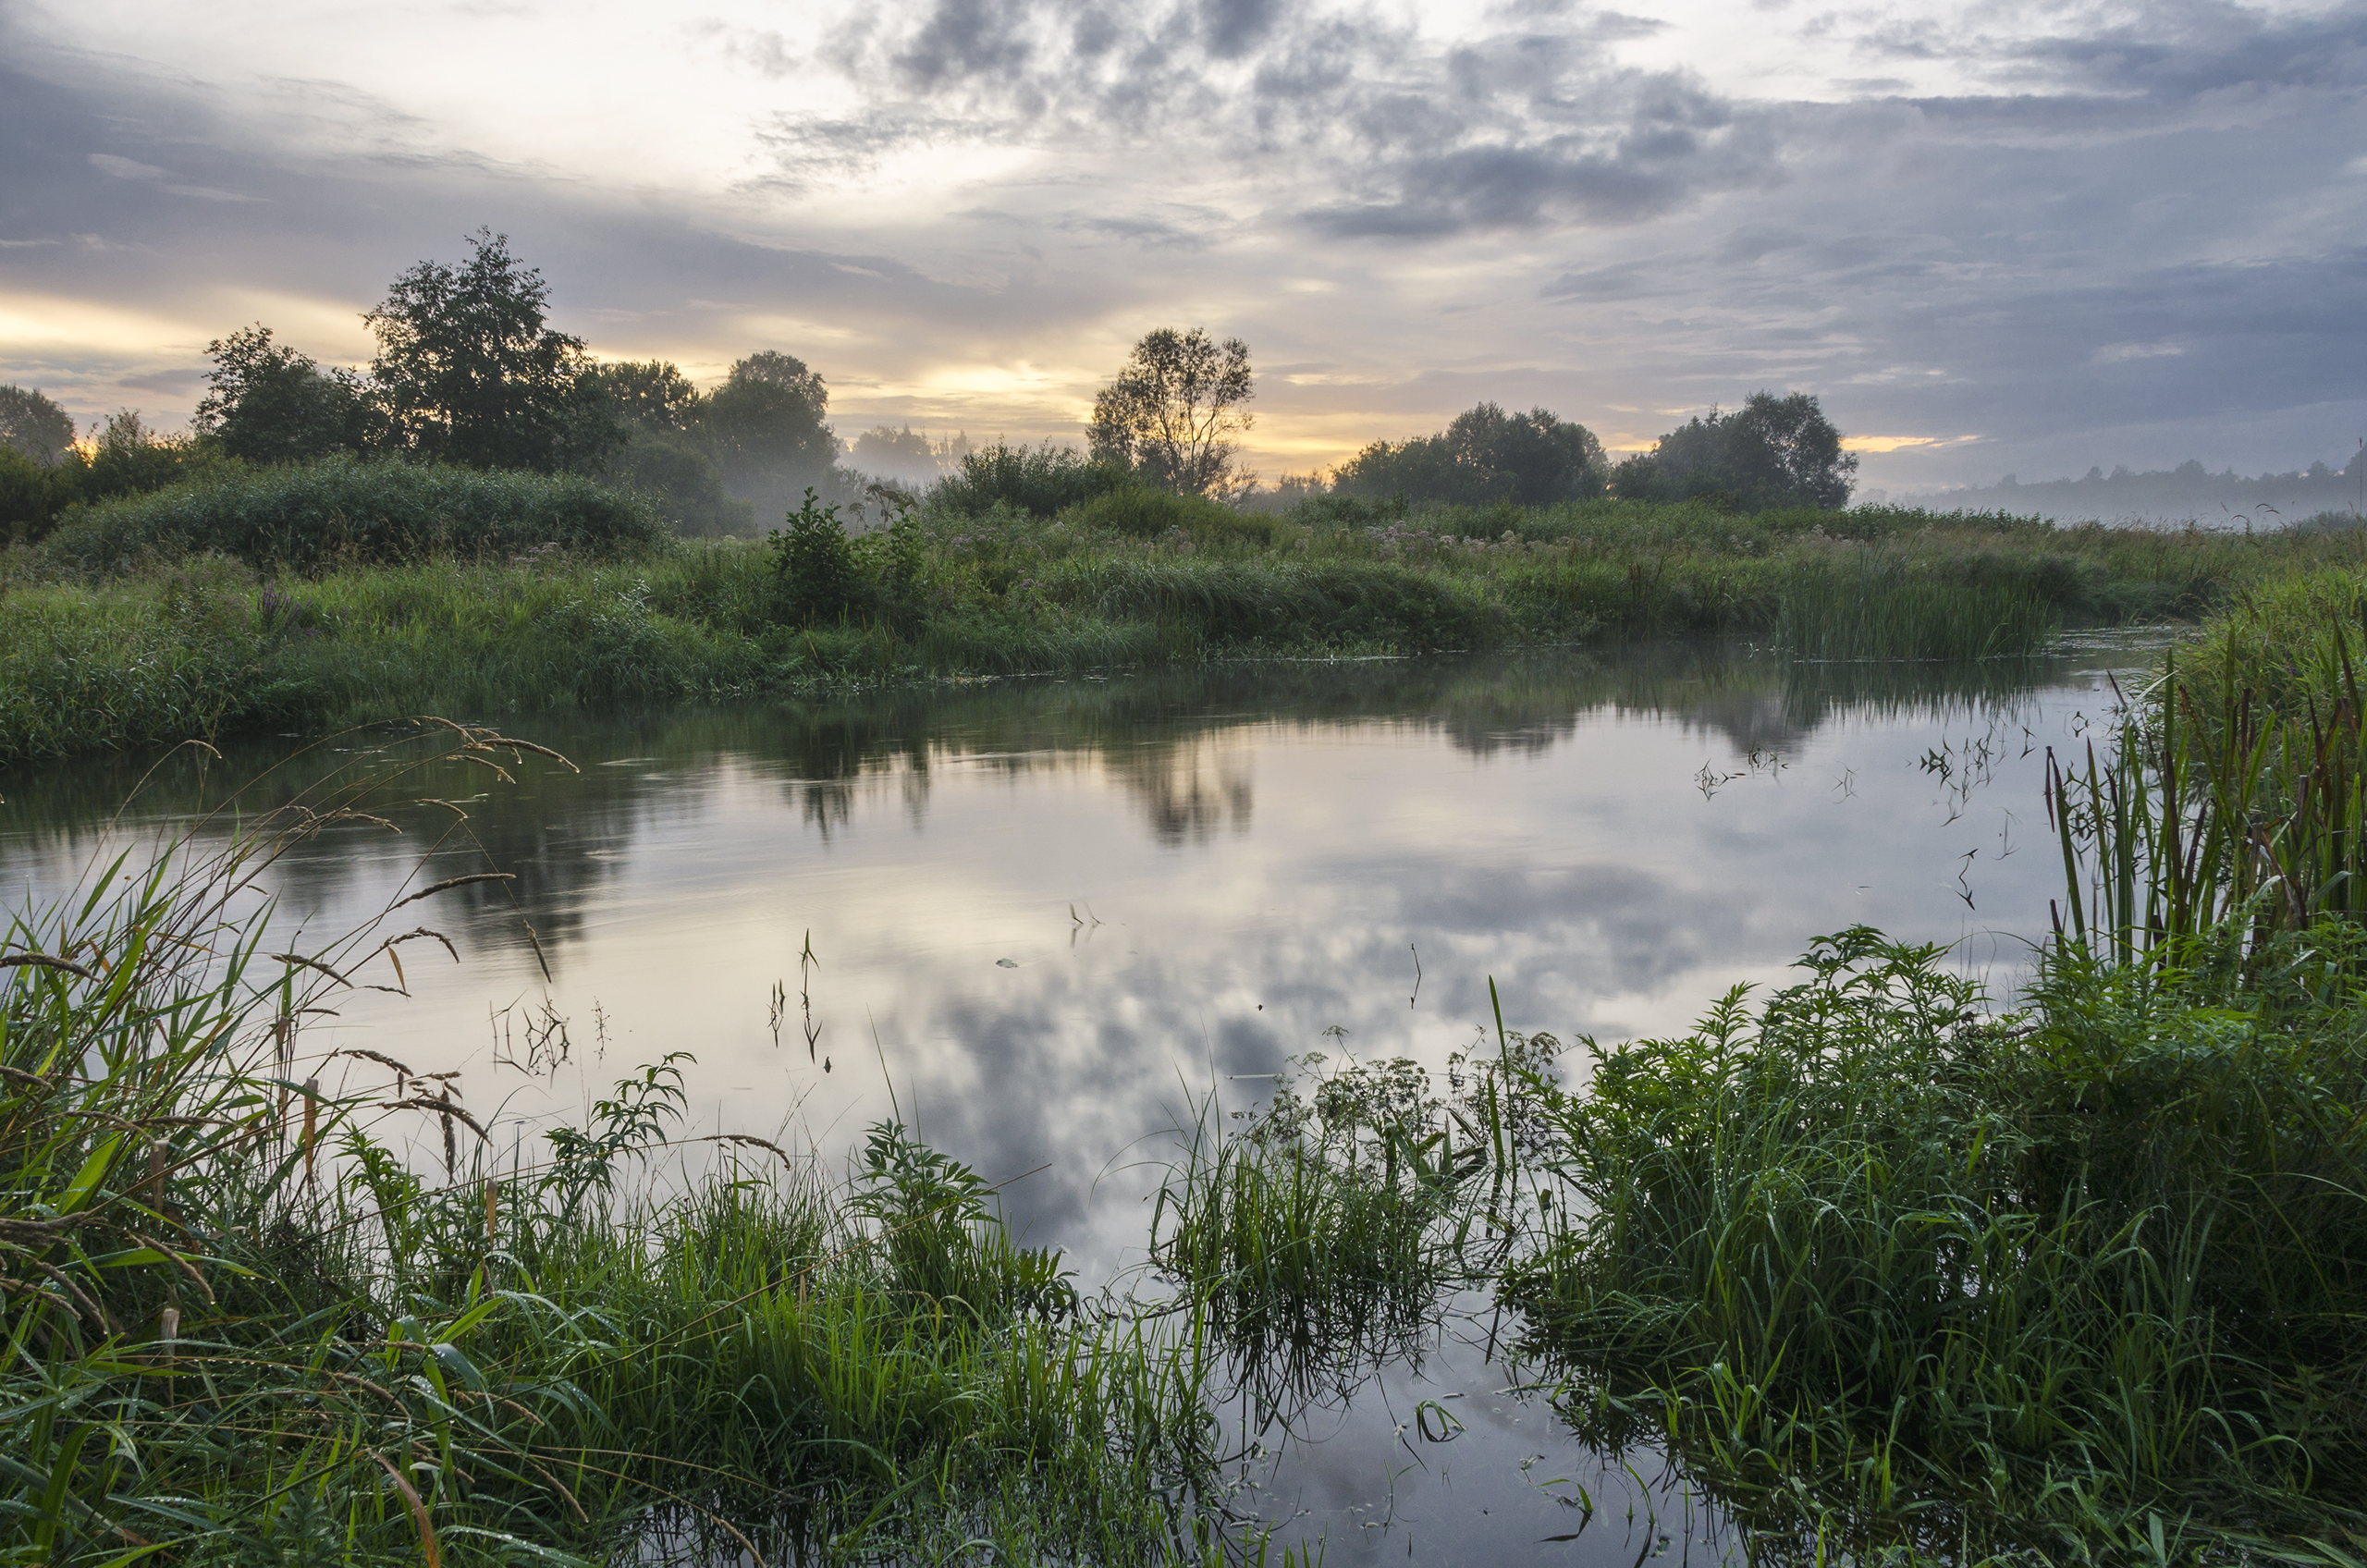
1199;0;1278;60
775;0;1772;242
890;0;1041;91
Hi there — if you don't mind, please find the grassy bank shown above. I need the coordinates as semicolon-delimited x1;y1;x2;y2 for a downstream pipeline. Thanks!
17;565;2367;1564
1123;579;2367;1563
1490;587;2367;1562
1;727;1224;1566
8;487;2364;766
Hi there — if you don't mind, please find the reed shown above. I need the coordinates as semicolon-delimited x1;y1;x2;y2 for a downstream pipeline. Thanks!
1776;560;2060;661
2046;582;2367;969
1151;1023;1557;1414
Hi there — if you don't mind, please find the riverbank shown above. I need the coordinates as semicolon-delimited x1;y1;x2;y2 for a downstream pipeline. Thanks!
0;729;1224;1566
8;592;2367;1562
6;495;2359;765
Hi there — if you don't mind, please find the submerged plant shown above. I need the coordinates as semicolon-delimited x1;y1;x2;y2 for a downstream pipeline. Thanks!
1155;1024;1555;1402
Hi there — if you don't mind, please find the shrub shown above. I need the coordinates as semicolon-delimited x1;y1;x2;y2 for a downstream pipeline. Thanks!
1508;925;2367;1554
932;441;1132;517
0;444;84;545
1060;485;1247;540
44;453;668;571
771;487;865;623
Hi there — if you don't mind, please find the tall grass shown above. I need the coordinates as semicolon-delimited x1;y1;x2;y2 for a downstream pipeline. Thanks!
2;725;1226;1564
1502;927;2367;1562
11;498;2362;764
1777;561;2059;660
2047;578;2367;965
1152;1025;1559;1414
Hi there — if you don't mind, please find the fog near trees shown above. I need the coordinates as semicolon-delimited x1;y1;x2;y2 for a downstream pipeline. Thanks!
1907;457;2367;527
20;228;2355;541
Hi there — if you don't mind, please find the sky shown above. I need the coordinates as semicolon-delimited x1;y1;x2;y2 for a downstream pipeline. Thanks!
1;0;2362;493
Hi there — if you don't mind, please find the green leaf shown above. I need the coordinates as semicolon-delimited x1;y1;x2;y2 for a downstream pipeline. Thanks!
58;1133;123;1214
430;1341;487;1392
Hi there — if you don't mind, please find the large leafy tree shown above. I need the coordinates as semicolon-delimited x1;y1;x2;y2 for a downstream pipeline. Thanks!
195;325;374;464
1332;403;1607;505
584;360;705;434
1086;327;1255;498
700;351;837;521
364;229;613;472
582;359;752;535
1615;391;1858;510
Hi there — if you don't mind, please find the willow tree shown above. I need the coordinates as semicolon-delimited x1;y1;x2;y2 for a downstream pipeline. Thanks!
1086;327;1255;498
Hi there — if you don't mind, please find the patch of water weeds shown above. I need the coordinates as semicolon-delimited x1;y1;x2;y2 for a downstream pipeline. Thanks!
1148;1017;1741;1563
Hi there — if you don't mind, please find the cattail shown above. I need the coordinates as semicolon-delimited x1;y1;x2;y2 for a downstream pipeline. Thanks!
300;1079;320;1185
159;1306;178;1365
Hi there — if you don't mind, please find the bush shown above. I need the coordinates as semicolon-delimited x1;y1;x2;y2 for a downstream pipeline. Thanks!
1059;484;1270;543
932;441;1132;517
1507;925;2367;1555
0;444;84;545
771;487;866;624
44;453;669;571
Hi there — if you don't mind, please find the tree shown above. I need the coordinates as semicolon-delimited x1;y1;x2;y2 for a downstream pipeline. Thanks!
1614;391;1857;510
701;351;838;521
364;228;611;472
1087;328;1255;498
577;359;748;533
1332;403;1607;505
850;425;971;486
584;360;705;434
0;385;75;465
82;410;213;503
0;446;82;544
195;325;373;464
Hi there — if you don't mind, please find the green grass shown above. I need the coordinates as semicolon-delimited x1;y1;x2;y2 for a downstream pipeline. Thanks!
1156;1054;1488;1382
0;725;1226;1566
9;492;2363;766
1499;925;2367;1562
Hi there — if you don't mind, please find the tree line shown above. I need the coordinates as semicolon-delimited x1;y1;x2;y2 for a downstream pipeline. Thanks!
0;230;846;541
1073;328;1857;512
1;228;1864;543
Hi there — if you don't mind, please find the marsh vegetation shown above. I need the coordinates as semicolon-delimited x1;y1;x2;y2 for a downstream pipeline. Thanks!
6;472;2352;765
10;235;2367;1567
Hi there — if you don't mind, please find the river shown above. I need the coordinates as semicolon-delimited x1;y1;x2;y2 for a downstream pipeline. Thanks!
0;638;2153;1564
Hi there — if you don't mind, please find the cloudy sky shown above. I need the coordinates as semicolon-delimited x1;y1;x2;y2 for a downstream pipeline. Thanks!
1;0;2361;492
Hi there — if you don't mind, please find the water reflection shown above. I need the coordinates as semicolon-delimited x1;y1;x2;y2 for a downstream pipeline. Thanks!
0;642;2148;1566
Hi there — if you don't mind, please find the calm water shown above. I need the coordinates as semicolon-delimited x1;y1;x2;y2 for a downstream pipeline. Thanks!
0;642;2149;1564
